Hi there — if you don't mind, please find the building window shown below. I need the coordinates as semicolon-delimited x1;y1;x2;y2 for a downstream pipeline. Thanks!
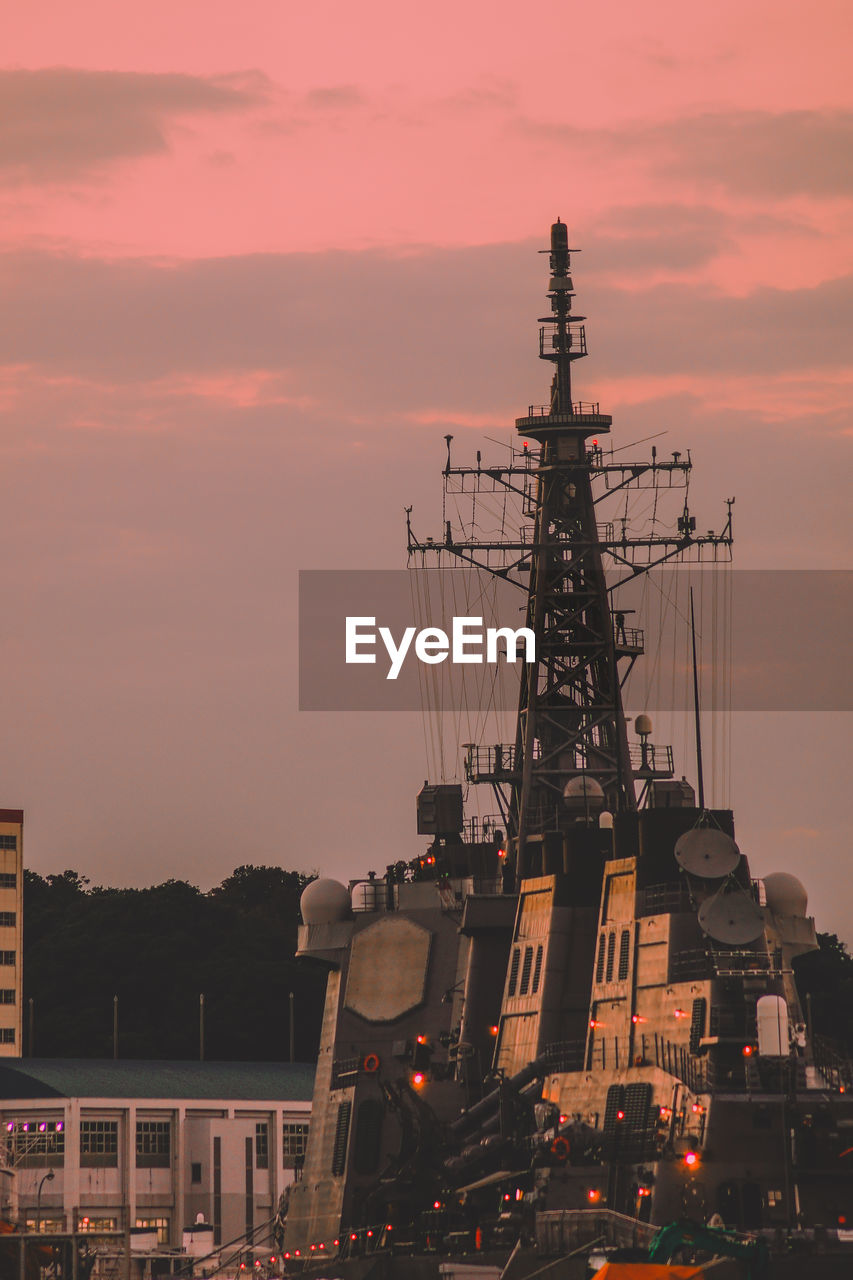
6;1119;64;1166
0;838;15;851
0;913;15;928
135;1218;169;1245
282;1122;310;1164
0;874;15;890
767;1190;783;1207
78;1218;117;1233
80;1120;118;1167
25;1219;65;1234
135;1119;170;1167
0;1029;14;1044
255;1122;268;1169
0;991;14;1005
191;1162;202;1184
0;953;14;966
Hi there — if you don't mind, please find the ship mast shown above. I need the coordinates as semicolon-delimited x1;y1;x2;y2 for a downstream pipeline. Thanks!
408;222;733;882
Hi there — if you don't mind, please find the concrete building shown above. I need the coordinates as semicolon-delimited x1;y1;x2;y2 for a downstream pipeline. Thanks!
0;811;23;1056
0;1059;313;1254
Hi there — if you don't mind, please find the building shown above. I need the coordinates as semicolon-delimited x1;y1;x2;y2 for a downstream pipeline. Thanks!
0;1059;313;1254
0;811;23;1056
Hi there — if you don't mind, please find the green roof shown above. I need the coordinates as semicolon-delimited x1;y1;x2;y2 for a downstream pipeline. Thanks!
0;1059;314;1102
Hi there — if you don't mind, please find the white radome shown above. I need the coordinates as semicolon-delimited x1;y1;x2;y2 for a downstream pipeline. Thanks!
763;872;809;918
300;877;352;925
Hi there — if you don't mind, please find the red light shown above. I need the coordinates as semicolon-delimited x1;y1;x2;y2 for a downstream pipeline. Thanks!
592;439;598;447
309;1245;316;1252
333;1240;339;1247
489;1025;499;1037
616;1110;625;1120
433;1200;442;1210
497;848;507;859
743;1044;754;1057
684;1151;699;1168
294;1251;300;1258
416;1034;427;1044
318;1243;325;1250
638;1187;651;1198
587;1189;601;1204
269;1259;275;1264
503;1193;511;1201
350;1234;358;1241
427;856;435;865
413;1071;425;1086
385;1225;392;1231
839;1215;848;1226
367;1231;373;1238
284;1254;290;1260
559;1114;567;1123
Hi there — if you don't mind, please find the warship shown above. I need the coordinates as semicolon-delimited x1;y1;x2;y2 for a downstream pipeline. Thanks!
285;224;853;1276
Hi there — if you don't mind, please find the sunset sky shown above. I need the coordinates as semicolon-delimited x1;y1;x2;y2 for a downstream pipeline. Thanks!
2;2;852;931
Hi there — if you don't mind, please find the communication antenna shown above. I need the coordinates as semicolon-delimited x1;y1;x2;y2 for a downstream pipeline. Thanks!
675;827;740;878
699;889;764;945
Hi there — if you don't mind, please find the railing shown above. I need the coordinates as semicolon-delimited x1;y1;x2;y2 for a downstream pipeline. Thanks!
538;322;588;359
525;401;602;418
614;624;644;652
350;879;389;912
536;1208;657;1255
465;743;522;780
629;742;674;777
652;1035;708;1092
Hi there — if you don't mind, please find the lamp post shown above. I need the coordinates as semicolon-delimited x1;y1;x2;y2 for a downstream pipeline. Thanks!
35;1169;54;1233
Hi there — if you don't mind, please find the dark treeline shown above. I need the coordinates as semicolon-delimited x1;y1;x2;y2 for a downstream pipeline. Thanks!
21;868;853;1062
23;866;327;1062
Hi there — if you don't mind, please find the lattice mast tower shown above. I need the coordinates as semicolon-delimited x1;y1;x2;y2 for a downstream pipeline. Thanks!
408;222;733;880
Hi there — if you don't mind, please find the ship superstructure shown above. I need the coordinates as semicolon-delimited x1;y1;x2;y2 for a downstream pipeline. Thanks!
285;226;853;1274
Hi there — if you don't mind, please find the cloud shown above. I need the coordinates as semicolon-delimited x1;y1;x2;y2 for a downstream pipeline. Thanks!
0;242;850;415
0;68;269;182
518;108;853;199
658;110;853;198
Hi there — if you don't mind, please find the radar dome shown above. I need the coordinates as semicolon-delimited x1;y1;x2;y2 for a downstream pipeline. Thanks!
763;872;808;918
300;878;352;925
563;776;605;811
635;714;653;737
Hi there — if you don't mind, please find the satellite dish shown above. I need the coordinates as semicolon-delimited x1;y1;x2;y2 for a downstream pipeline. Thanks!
675;828;740;878
699;890;765;945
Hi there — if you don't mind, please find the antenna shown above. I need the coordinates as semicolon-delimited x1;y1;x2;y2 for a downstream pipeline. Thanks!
699;890;764;945
690;586;706;810
674;828;740;878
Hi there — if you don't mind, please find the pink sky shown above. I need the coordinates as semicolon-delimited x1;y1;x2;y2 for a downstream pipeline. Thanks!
1;1;852;933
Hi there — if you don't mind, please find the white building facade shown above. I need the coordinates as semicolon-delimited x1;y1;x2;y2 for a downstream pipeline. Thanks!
0;1059;313;1254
